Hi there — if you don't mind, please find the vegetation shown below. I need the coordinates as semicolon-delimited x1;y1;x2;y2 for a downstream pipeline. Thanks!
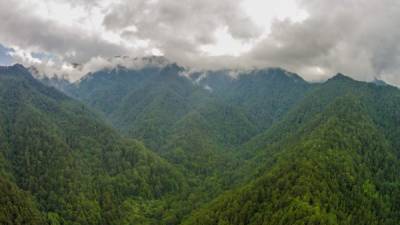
2;64;400;225
184;96;400;225
0;65;186;224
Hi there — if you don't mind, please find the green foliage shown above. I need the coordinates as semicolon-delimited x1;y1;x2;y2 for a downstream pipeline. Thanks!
0;65;186;224
0;176;45;225
72;66;310;152
69;66;313;193
183;77;400;225
3;64;400;225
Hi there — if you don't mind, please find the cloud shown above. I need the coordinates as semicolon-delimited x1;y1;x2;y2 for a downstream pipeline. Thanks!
0;0;261;80
27;55;171;82
244;0;400;85
0;0;400;86
102;0;261;60
0;44;14;65
0;0;132;63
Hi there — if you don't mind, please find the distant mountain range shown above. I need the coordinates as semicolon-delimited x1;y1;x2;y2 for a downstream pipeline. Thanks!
1;61;400;225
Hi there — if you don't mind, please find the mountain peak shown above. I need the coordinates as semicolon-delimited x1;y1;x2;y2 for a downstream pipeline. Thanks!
0;63;32;78
250;67;306;84
334;73;350;79
327;73;354;82
0;63;25;71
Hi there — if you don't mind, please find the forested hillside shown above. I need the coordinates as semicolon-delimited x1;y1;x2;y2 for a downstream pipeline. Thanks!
4;62;400;225
0;64;187;225
2;0;400;223
183;75;400;225
71;66;311;147
67;65;312;180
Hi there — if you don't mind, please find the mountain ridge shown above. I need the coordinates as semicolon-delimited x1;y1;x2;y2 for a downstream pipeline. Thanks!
2;63;400;225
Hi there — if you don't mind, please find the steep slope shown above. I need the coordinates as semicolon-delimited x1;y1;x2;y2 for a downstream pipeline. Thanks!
71;64;211;149
67;65;312;166
199;68;312;131
108;64;206;148
184;94;400;225
42;61;400;225
38;76;74;95
231;74;400;178
59;65;315;223
0;65;186;225
183;74;400;225
72;65;162;116
63;66;313;203
70;65;311;147
0;176;45;225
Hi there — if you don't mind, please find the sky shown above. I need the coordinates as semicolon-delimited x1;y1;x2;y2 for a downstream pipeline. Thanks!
0;0;400;85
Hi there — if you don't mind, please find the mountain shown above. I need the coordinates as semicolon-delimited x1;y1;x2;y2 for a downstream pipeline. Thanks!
0;64;187;225
66;64;312;165
42;63;318;223
8;60;400;225
69;65;311;143
39;76;74;94
197;68;311;131
183;74;400;225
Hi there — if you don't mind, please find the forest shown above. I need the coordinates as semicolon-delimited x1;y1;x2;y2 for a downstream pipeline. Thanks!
1;63;400;225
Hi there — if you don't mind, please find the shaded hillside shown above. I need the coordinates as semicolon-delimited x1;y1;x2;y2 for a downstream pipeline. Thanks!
184;92;400;225
0;64;186;225
182;74;400;225
67;65;312;177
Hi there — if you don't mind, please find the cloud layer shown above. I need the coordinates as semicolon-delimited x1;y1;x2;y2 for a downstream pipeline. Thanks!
244;0;400;84
0;0;400;85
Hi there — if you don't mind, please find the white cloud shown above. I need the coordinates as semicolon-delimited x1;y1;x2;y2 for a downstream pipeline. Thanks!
0;0;400;86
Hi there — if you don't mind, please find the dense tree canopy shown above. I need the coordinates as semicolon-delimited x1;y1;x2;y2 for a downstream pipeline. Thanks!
0;65;187;225
2;64;400;225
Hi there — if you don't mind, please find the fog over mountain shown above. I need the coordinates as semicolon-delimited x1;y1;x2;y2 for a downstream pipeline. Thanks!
0;0;400;85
